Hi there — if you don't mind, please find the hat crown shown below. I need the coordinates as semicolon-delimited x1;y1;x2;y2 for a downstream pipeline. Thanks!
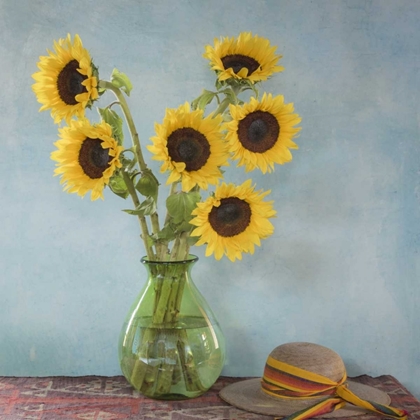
268;342;345;382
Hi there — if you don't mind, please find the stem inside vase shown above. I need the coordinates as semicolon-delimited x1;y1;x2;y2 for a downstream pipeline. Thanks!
118;256;225;399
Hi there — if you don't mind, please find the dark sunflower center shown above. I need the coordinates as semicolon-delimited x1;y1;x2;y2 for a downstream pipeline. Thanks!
57;59;87;105
237;111;280;153
167;127;210;171
78;138;111;179
221;54;260;76
209;197;251;237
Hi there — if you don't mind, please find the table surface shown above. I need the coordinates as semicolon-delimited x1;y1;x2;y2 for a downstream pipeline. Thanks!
0;375;419;419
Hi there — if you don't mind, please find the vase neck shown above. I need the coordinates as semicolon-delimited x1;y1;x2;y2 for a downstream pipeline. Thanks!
141;255;198;279
141;255;198;266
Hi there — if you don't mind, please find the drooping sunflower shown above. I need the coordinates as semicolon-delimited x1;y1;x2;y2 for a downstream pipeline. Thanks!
147;102;229;192
203;32;283;83
190;180;276;261
225;93;301;174
32;34;99;124
51;119;123;201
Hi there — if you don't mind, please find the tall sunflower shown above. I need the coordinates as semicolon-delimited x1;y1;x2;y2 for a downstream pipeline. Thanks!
51;119;123;201
190;180;276;261
225;93;301;174
147;102;229;192
32;34;99;124
203;32;283;83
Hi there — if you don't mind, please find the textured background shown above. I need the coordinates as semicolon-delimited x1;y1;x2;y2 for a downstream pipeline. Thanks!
1;0;419;399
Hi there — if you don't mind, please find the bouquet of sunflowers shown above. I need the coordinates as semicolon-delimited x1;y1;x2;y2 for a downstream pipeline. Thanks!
32;32;301;398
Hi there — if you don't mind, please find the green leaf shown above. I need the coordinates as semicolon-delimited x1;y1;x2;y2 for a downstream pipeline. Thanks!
221;88;237;104
120;153;134;168
111;68;133;96
123;197;156;216
98;107;124;145
174;220;193;233
145;234;156;248
155;224;177;241
197;90;216;110
122;208;144;216
250;83;259;99
187;234;199;246
166;191;201;224
191;90;216;111
139;197;156;216
242;79;259;99
215;78;224;91
108;171;129;199
191;97;200;111
155;219;193;242
135;170;159;198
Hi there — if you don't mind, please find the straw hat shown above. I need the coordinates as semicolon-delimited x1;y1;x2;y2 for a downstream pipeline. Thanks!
220;342;407;419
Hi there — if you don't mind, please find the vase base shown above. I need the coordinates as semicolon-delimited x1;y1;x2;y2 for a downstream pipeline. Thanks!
141;391;206;400
120;316;224;399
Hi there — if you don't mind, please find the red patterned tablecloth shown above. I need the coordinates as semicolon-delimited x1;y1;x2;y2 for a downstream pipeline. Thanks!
0;375;418;419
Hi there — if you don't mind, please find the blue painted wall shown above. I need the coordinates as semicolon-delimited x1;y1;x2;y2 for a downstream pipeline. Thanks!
1;0;419;399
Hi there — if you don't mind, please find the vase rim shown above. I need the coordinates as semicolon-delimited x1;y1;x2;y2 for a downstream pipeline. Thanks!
141;254;199;265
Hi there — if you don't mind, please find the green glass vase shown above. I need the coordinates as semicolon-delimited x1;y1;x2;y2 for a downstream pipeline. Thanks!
118;255;225;400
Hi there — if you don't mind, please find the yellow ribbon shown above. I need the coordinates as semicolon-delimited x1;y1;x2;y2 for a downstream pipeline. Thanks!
261;356;408;420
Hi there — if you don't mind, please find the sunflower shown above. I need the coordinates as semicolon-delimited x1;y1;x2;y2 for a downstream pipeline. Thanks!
147;102;229;192
190;180;276;261
32;34;99;124
225;93;301;174
51;119;123;201
203;32;283;83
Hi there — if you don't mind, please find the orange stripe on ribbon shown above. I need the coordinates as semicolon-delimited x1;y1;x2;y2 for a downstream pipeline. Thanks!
261;356;408;420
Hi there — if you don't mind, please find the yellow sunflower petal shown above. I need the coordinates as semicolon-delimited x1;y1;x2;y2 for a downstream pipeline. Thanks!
148;103;229;192
51;119;123;201
203;32;283;83
190;180;276;261
32;34;98;124
225;93;301;173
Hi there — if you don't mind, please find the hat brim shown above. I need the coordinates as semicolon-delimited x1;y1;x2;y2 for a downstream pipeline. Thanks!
219;378;391;418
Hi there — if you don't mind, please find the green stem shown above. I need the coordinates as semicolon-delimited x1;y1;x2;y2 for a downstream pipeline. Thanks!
100;80;163;259
231;84;242;97
164;183;178;227
213;97;231;116
177;329;206;392
154;330;176;394
169;231;188;262
152;289;172;325
164;270;182;323
128;261;206;396
99;80;148;172
170;237;181;261
213;84;243;116
176;232;189;261
122;171;155;260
